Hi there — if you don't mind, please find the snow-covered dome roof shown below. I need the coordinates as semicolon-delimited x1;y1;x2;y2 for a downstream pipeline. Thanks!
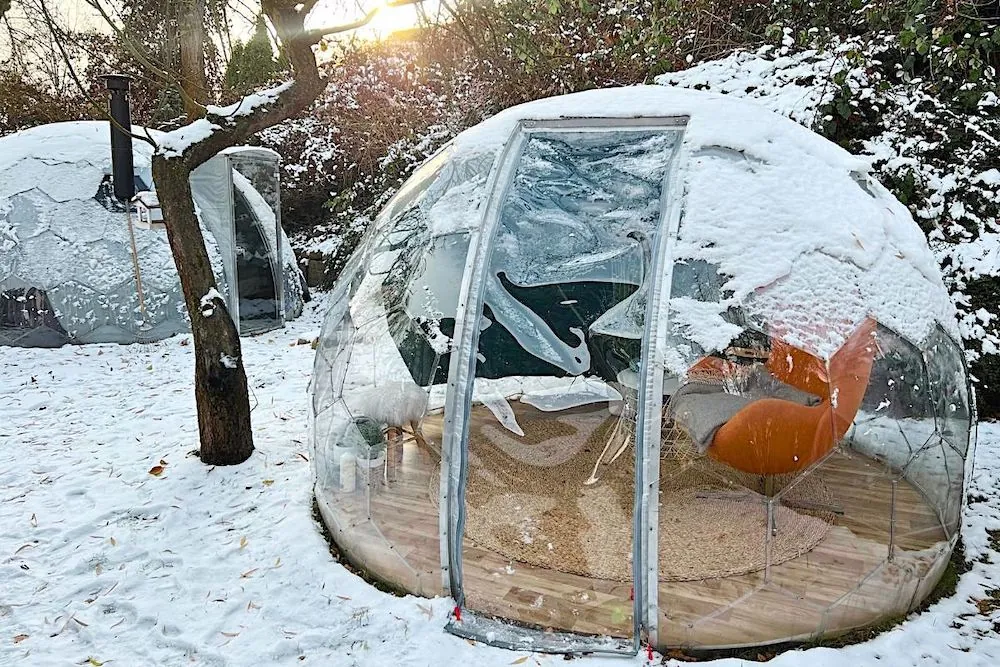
389;85;958;362
310;86;973;655
0;121;303;346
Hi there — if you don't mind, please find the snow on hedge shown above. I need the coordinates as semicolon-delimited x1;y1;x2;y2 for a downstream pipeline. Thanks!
656;44;1000;361
656;47;853;125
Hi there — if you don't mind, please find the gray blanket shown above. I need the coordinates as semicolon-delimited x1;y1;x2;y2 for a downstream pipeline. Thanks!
666;365;822;453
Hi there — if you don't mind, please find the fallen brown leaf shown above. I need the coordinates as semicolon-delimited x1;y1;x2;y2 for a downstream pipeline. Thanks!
262;479;274;487
239;536;248;550
13;634;27;643
148;465;164;477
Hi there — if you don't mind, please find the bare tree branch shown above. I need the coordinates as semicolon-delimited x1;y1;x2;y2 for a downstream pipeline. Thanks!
37;0;157;147
82;0;208;116
307;0;427;41
170;0;428;171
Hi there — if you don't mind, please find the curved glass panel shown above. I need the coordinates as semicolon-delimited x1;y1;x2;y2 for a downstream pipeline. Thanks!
311;151;476;599
850;324;936;470
228;152;305;322
658;267;964;646
924;326;972;457
233;187;281;334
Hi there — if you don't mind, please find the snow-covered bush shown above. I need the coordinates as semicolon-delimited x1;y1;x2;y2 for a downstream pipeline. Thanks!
257;0;1000;414
659;2;999;414
257;39;492;278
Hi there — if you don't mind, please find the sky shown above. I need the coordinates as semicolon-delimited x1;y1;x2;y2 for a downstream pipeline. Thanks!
48;0;430;40
308;0;434;39
0;0;431;87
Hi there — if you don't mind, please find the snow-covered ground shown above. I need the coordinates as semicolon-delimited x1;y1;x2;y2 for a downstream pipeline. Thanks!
2;297;999;666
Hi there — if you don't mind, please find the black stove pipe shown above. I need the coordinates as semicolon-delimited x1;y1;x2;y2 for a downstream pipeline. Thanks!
101;74;135;202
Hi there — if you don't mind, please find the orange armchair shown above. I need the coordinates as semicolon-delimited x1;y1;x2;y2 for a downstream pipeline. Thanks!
701;318;878;476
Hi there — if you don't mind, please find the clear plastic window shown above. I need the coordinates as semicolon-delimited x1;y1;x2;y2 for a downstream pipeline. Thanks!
458;129;682;641
312;148;476;599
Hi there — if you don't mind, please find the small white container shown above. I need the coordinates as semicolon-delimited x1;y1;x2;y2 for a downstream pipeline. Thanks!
339;451;357;493
356;453;386;495
331;441;354;484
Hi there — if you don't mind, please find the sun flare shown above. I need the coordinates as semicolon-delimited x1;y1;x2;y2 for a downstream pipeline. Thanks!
367;3;424;38
308;0;429;42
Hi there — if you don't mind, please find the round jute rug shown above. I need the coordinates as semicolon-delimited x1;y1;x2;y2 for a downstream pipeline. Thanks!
431;403;833;582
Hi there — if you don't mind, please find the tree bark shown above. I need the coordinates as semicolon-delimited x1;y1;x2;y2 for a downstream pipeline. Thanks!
179;0;209;120
152;156;253;465
144;0;411;466
145;1;326;466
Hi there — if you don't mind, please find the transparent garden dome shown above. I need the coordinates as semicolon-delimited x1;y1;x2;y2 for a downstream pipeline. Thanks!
0;121;305;346
311;86;975;654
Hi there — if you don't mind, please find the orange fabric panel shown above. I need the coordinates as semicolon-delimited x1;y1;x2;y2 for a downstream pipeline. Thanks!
704;318;879;476
766;339;830;399
708;398;835;476
828;318;878;440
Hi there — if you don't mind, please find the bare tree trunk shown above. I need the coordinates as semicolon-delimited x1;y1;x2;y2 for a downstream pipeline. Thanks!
152;156;253;465
34;0;422;468
179;0;209;120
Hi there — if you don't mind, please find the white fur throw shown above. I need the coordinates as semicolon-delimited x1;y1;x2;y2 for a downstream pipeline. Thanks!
346;379;429;427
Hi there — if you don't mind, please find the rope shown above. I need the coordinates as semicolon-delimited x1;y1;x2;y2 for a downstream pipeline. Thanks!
125;209;149;328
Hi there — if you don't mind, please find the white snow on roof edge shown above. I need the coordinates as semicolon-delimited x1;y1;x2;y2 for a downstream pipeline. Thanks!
434;85;959;355
450;85;868;173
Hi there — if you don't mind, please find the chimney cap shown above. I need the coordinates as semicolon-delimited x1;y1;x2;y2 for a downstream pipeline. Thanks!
101;74;131;91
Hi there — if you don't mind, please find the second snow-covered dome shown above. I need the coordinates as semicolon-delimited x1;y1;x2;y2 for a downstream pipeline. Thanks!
0;121;305;346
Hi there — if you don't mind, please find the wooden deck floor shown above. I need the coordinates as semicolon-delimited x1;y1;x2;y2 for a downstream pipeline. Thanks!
317;408;950;649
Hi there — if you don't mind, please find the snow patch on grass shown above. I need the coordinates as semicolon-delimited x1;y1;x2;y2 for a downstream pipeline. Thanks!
1;294;998;666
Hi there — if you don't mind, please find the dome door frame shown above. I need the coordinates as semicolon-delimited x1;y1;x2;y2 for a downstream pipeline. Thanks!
439;116;688;654
224;149;286;335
